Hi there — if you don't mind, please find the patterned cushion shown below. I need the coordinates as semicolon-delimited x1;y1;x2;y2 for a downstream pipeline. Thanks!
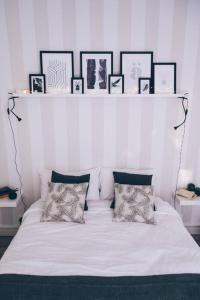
41;182;88;223
113;184;155;224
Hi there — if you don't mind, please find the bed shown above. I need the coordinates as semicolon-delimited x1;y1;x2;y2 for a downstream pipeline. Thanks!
0;197;200;299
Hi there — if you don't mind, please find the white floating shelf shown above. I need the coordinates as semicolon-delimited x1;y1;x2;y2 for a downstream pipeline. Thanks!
0;196;20;208
13;92;187;99
176;196;200;206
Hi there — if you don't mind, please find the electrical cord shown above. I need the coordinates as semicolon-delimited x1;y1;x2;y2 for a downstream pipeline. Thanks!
173;94;189;208
7;95;26;210
174;95;188;130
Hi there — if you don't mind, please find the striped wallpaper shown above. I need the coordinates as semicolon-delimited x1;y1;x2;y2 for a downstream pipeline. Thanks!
0;0;200;228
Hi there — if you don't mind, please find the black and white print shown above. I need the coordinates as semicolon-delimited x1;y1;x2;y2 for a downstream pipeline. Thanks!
120;52;153;94
40;51;74;94
29;74;46;94
109;75;124;94
41;182;88;223
139;78;151;94
87;59;107;89
80;52;113;94
71;77;84;94
113;184;155;224
153;63;176;94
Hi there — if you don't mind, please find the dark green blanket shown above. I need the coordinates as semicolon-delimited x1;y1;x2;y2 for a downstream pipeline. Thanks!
0;274;200;300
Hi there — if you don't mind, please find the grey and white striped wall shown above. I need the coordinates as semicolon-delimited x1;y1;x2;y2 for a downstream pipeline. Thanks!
0;0;200;228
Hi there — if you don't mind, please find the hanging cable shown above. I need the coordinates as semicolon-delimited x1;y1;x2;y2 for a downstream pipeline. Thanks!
7;95;26;210
173;93;189;208
174;93;188;130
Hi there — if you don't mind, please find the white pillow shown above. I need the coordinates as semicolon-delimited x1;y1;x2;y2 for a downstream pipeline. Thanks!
39;168;100;201
100;167;154;200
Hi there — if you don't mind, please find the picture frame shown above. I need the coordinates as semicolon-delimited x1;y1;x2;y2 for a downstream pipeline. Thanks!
120;51;153;94
80;51;113;94
138;77;151;94
153;63;176;94
40;51;74;94
29;74;46;94
108;74;124;94
71;77;84;94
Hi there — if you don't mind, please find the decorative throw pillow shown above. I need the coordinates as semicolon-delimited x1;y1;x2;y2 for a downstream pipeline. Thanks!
100;167;154;200
51;170;90;211
111;172;153;209
41;182;88;224
113;184;155;224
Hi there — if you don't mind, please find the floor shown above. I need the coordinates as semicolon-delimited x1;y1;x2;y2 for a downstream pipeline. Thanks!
193;234;200;246
0;236;13;258
0;235;200;259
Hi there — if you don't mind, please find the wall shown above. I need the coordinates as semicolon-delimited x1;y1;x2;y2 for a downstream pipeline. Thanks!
0;0;200;228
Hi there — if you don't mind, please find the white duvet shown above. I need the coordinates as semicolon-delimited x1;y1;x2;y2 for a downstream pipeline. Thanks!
0;198;200;276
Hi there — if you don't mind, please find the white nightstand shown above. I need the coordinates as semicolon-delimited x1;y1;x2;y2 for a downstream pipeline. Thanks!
0;194;23;236
0;196;21;208
175;195;200;234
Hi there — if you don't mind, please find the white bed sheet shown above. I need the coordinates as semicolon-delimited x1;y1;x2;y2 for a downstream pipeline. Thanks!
0;198;200;276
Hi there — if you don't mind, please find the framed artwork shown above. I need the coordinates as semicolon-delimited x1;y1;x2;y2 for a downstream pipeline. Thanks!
153;63;176;94
29;74;46;94
80;51;113;94
120;51;153;94
71;77;84;94
139;77;151;94
40;51;74;93
108;75;124;94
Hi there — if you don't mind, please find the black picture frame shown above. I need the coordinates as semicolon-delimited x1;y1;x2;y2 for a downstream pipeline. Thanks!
71;77;84;94
120;51;153;94
138;77;151;94
80;51;113;94
29;74;46;94
40;51;74;93
108;74;124;94
153;62;176;94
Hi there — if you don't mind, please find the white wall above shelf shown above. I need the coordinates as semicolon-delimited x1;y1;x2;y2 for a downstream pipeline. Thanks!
12;92;188;99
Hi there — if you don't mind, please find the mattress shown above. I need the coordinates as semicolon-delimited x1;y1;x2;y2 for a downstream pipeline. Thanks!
0;197;200;276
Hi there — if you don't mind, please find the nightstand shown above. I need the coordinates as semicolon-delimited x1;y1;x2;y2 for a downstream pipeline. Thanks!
0;194;23;236
0;195;21;208
175;195;200;234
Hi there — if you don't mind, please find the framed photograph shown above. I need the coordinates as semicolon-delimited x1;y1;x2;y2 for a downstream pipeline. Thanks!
29;74;46;94
108;75;124;94
139;77;151;94
153;63;176;94
120;51;153;94
80;51;113;94
40;51;74;94
71;77;84;94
